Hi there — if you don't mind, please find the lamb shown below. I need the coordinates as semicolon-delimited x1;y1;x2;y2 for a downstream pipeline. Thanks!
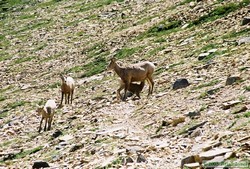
107;58;155;100
119;80;145;99
36;100;57;132
60;74;75;105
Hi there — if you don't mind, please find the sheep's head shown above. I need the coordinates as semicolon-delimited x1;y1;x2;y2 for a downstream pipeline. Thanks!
60;74;67;83
36;108;44;116
107;58;116;71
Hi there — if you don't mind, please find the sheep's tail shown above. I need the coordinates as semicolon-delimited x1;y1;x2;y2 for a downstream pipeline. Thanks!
46;107;52;116
148;62;156;71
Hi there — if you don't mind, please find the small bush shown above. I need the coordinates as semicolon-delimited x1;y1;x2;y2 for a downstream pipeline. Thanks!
243;112;250;118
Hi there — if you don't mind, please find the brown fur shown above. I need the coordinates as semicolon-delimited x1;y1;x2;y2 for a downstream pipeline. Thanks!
120;81;145;99
60;75;75;105
107;58;155;100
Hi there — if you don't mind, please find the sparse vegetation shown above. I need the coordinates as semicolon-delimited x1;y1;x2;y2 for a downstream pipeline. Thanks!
1;146;42;162
193;80;220;90
115;47;143;59
78;0;124;13
244;86;250;91
190;1;250;26
222;28;250;39
243;112;250;118
81;56;107;77
139;20;181;39
48;82;61;89
1;0;250;168
0;110;8;118
5;100;27;109
13;56;35;64
0;95;6;102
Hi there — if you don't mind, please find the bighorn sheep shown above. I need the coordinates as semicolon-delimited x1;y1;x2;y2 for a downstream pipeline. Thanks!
119;80;145;99
107;58;155;100
60;74;75;105
36;100;57;132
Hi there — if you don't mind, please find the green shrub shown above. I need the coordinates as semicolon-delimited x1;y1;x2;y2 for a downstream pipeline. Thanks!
245;86;250;91
243;112;250;118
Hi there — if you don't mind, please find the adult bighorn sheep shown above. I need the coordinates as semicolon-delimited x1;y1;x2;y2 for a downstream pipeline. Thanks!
107;58;155;100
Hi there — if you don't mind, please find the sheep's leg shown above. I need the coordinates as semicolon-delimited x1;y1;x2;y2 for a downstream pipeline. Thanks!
147;76;154;95
123;82;129;101
44;118;48;131
65;94;68;104
71;90;74;104
48;117;52;130
117;83;124;100
136;91;141;99
39;117;44;132
60;93;64;105
67;93;70;104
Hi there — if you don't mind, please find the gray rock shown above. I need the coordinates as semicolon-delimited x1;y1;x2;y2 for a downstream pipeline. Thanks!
222;100;241;110
32;161;49;169
242;17;250;25
202;141;222;151
231;105;247;114
183;162;200;169
122;156;134;164
180;155;201;169
199;148;231;160
198;53;210;60
224;151;236;159
69;143;84;152
52;129;63;138
137;154;147;163
238;37;250;45
173;78;190;90
207;49;217;53
190;129;202;138
225;76;241;85
184;111;201;119
157;24;165;32
59;134;73;142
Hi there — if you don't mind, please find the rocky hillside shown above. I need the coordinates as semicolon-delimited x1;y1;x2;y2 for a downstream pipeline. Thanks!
0;0;250;168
